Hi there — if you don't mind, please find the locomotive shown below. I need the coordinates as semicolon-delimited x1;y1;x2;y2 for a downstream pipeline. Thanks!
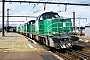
15;11;79;49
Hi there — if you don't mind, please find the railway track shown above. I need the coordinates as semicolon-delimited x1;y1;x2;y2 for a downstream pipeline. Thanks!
67;49;90;60
40;44;90;60
27;37;90;60
53;48;90;60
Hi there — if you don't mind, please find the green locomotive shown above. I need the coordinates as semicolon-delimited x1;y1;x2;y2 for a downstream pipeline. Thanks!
16;12;79;49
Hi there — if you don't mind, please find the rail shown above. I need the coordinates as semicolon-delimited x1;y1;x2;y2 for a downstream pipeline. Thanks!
67;49;90;60
51;48;90;60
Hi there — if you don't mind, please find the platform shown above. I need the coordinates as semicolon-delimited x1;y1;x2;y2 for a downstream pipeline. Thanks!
78;36;90;42
0;32;62;60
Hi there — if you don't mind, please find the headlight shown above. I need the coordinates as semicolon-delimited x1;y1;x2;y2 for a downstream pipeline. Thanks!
53;32;56;34
53;32;60;35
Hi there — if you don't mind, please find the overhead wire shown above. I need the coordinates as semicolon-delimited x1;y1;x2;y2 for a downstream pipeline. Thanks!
9;9;20;16
33;5;44;14
9;9;24;15
8;1;37;15
26;0;44;15
3;0;89;27
6;0;90;16
55;0;89;13
7;9;26;25
67;0;89;10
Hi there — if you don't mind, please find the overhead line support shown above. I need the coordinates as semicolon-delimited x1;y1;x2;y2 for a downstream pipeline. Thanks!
2;0;5;36
4;1;90;6
0;16;37;18
6;9;9;32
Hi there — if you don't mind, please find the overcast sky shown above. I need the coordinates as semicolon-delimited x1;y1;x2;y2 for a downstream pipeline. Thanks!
0;0;90;27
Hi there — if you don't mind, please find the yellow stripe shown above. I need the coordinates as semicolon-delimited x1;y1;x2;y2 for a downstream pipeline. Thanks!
18;44;20;48
12;42;14;48
24;43;27;48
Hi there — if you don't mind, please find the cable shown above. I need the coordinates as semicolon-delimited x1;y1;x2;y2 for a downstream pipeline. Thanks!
26;0;44;15
9;9;23;15
33;4;44;14
66;0;89;10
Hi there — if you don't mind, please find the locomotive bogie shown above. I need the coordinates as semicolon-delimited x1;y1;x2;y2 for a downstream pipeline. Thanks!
46;36;78;49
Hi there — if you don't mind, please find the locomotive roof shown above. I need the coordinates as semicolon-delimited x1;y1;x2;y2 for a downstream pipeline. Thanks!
41;12;58;16
29;20;35;22
27;20;35;23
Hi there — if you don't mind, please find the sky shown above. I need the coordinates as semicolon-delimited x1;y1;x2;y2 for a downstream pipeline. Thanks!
0;0;90;28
